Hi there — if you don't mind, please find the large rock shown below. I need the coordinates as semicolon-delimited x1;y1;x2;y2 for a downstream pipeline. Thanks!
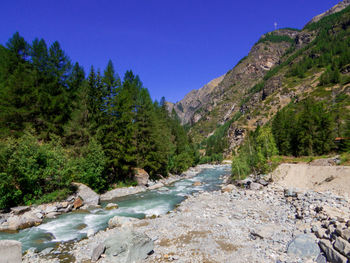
72;182;100;207
91;243;105;262
0;240;22;263
287;234;320;260
1;211;42;231
148;182;164;190
134;168;149;186
319;239;347;263
108;216;139;229
334;237;350;258
104;230;154;263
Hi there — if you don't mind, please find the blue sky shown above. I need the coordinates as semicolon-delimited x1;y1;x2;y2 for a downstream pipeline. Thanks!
0;0;339;102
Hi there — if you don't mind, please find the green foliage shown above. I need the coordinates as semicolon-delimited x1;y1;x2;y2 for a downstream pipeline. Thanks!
202;112;242;162
257;32;294;44
304;5;350;31
70;139;107;192
0;132;73;209
231;126;278;179
249;82;265;94
272;98;336;156
0;33;199;209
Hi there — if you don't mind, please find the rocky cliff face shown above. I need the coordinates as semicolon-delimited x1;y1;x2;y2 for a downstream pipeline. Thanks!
167;75;224;125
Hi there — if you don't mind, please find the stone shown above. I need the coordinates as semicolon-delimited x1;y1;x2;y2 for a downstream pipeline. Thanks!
45;205;58;214
73;197;83;209
316;253;327;263
193;181;201;186
35;212;44;219
4;211;42;231
104;230;154;263
10;206;30;215
249;182;263;190
221;184;235;193
108;216;138;229
91;243;105;262
284;188;297;198
0;240;22;263
40;247;53;256
287;234;320;259
257;178;269;186
339;228;350;241
72;182;100;207
61;202;69;208
333;236;350;257
87;229;97;237
315;228;327;239
319;239;347;263
148;182;164;190
105;203;118;210
46;212;60;219
134;168;149;186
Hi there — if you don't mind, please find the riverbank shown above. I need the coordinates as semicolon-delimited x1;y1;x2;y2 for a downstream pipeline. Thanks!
0;164;214;234
22;164;350;263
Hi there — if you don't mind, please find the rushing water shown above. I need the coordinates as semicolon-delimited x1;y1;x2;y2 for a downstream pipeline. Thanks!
0;165;230;252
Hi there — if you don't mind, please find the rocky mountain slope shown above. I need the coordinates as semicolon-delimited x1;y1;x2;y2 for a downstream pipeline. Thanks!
166;75;224;125
172;0;350;157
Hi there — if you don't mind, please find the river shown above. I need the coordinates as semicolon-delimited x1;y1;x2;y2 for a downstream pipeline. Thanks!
0;165;230;252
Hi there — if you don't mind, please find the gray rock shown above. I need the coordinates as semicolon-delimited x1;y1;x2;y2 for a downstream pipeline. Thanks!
148;182;164;190
287;234;320;259
11;206;30;215
46;212;60;219
72;182;100;207
87;228;97;237
35;212;44;219
0;240;22;263
284;188;297;198
104;230;154;263
2;211;42;231
249;182;263;191
316;253;327;263
339;228;350;242
257;179;269;187
319;239;347;263
108;216;138;229
40;247;53;256
333;236;350;257
45;205;58;214
91;243;105;262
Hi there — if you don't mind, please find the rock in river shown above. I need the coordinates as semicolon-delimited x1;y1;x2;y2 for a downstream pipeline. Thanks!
72;182;100;208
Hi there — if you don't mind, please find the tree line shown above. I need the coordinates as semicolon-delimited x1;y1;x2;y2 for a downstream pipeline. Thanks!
0;33;198;209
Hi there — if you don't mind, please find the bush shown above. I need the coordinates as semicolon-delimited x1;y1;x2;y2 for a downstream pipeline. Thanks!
231;126;278;179
70;139;107;193
0;132;73;209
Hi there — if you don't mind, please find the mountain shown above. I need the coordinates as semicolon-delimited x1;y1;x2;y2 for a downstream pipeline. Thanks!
166;75;224;125
307;0;350;25
174;0;350;158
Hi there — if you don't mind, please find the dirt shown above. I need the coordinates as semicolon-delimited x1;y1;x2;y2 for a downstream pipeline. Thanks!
272;163;350;198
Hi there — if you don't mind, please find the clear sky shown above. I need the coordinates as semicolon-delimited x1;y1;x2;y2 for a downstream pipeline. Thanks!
0;0;340;102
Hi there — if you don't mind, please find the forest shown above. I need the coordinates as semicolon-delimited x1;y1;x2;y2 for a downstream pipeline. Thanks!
0;33;198;209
